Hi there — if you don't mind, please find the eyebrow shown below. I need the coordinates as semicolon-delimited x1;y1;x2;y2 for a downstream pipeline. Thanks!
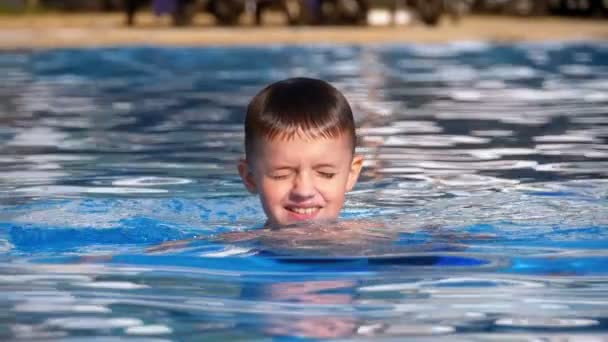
268;166;295;171
266;164;337;171
314;163;337;169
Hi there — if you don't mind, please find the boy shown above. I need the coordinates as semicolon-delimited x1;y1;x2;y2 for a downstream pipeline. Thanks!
238;77;364;227
148;78;382;253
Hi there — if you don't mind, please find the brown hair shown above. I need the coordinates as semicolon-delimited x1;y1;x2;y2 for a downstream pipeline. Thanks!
244;77;356;159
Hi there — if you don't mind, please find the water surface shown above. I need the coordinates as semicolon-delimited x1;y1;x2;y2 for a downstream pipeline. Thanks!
1;42;608;340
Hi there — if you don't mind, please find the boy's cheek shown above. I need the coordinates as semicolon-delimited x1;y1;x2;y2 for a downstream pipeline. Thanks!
258;187;286;213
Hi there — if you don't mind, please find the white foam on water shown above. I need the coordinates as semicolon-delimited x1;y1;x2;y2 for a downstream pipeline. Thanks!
435;174;520;187
391;120;443;133
415;160;537;171
580;79;608;89
469;148;537;158
505;88;581;101
23;154;96;162
383;324;455;335
201;246;256;257
584;92;608;102
360;277;544;293
72;281;149;290
498;115;549;126
483;66;539;80
448;41;491;53
0;239;14;252
408;46;458;58
406;41;489;58
125;325;173;335
0;171;70;181
357;323;385;336
14;185;168;195
14;303;111;313
384;136;448;147
112;176;193;186
534;134;597;143
384;135;489;148
11;324;68;340
585;151;608;158
535;162;608;174
450;90;482;102
7;127;69;147
495;317;599;328
475;80;507;89
438;65;479;82
0;275;93;283
45;317;143;330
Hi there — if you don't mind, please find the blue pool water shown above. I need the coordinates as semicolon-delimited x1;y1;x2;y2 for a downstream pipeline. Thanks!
1;42;607;340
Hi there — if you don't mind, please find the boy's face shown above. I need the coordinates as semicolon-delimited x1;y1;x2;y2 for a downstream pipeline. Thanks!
239;133;363;226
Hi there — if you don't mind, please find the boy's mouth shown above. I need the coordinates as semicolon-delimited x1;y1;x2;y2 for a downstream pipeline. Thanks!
285;206;321;220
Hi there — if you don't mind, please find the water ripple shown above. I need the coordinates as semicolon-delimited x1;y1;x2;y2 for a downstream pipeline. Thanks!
1;43;607;339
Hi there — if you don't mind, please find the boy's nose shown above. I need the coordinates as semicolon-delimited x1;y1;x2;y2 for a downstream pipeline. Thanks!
291;173;315;200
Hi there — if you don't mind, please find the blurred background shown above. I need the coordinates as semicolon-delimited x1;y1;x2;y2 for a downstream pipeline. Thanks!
1;0;607;28
1;0;607;48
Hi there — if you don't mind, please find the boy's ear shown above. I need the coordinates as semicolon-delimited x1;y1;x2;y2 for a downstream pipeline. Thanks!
346;155;364;192
238;158;257;194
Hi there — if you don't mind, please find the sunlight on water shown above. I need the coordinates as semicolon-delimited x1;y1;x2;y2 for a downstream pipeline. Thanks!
0;42;607;340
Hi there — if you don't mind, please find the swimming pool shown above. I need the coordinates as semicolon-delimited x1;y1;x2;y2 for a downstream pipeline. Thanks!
1;42;607;340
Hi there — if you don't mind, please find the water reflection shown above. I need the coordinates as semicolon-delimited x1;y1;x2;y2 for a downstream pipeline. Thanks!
262;280;358;338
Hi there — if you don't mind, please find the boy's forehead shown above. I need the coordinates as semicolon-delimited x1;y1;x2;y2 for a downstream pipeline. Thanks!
251;134;353;160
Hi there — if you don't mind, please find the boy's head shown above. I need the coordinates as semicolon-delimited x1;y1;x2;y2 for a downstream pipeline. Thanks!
239;77;363;226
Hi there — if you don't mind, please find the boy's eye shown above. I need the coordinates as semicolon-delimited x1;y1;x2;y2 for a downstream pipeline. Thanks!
318;171;336;179
269;173;291;180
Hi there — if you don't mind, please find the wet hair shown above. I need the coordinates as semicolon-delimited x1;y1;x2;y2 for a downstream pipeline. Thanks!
244;77;356;159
